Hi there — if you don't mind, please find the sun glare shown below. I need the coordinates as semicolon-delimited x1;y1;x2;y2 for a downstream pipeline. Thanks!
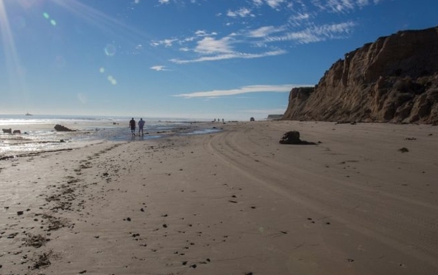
0;1;3;12
0;0;27;96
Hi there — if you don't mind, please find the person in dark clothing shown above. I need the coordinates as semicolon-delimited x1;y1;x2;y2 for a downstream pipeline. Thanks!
129;118;136;136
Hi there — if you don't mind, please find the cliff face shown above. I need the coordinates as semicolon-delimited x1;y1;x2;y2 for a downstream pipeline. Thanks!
283;26;438;124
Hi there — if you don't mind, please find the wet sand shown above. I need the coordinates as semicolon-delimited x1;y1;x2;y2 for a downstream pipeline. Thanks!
1;121;438;275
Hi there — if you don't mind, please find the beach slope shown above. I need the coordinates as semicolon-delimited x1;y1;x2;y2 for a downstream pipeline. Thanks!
1;121;438;275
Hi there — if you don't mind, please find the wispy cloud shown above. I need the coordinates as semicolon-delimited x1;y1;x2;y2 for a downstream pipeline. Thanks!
287;12;312;27
150;65;170;71
174;84;306;98
227;7;253;18
266;0;285;9
150;38;178;47
253;0;263;7
165;29;287;63
249;0;287;9
170;49;286;64
357;0;370;7
266;22;355;43
326;0;354;13
248;26;286;38
148;0;375;65
195;30;217;37
290;12;310;21
311;0;378;13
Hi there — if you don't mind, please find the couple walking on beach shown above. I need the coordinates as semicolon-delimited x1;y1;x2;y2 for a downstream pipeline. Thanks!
129;118;145;136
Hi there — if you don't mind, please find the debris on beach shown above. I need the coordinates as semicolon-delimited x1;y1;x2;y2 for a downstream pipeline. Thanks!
23;233;48;248
2;128;21;135
31;251;52;269
335;121;357;125
279;131;316;145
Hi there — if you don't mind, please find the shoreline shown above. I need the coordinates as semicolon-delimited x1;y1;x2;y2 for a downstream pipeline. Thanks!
0;120;223;159
1;121;437;274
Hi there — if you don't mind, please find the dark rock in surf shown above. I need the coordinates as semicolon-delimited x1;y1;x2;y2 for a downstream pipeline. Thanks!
54;124;74;132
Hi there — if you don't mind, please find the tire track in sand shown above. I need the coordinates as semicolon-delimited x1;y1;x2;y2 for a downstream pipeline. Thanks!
203;129;438;271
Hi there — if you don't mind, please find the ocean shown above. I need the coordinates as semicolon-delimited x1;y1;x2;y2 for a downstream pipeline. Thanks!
0;114;220;158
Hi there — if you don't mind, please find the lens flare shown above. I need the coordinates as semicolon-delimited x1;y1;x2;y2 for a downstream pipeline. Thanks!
99;67;105;73
107;75;117;85
104;44;116;56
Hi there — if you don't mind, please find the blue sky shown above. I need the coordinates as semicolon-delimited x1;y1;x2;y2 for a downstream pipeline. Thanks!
1;0;437;120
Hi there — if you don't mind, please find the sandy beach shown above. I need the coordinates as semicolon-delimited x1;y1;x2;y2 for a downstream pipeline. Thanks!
1;121;438;275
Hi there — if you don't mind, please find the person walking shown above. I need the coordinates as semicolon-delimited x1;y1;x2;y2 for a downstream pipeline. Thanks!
129;118;136;136
138;118;145;136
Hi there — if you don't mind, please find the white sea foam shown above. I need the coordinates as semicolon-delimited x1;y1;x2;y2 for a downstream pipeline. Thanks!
0;114;217;158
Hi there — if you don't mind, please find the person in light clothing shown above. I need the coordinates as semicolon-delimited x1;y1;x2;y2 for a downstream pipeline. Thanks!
138;118;145;136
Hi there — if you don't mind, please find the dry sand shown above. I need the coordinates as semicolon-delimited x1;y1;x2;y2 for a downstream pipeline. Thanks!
1;121;438;275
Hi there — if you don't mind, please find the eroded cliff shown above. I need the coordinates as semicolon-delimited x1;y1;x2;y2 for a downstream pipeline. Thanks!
283;26;438;124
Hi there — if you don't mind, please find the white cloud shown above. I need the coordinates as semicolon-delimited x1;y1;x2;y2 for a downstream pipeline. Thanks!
150;38;178;47
195;37;233;54
170;49;286;64
253;0;263;6
358;0;370;7
266;0;285;9
266;22;355;44
174;84;299;98
315;21;355;34
248;26;285;38
312;0;376;13
144;0;385;67
327;0;354;12
227;8;253;18
195;30;217;37
290;12;310;21
150;65;169;71
250;0;286;9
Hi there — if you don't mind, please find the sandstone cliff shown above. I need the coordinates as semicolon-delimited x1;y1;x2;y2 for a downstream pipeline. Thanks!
283;26;438;124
